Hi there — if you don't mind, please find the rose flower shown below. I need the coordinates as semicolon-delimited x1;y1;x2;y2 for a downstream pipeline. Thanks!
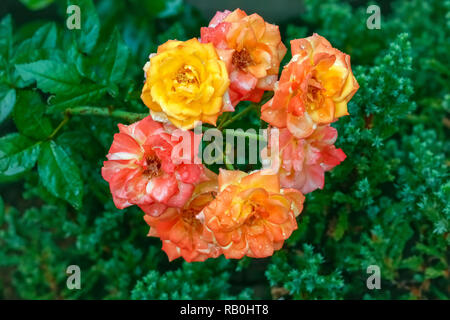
261;33;359;138
141;38;230;129
262;125;346;194
144;172;221;262
200;170;304;259
201;9;286;106
101;115;207;217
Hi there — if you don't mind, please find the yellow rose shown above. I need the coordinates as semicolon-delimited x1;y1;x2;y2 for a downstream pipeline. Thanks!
141;38;230;129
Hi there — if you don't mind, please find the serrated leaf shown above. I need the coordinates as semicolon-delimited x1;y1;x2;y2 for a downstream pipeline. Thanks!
38;141;83;209
68;0;100;54
13;23;59;63
13;90;53;139
47;84;108;112
0;86;16;123
15;60;81;94
13;47;59;66
32;23;58;48
0;133;40;180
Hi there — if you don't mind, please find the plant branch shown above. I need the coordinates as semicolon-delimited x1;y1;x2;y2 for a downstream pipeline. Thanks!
223;143;234;170
219;103;257;129
63;106;149;123
218;92;273;130
48;114;69;139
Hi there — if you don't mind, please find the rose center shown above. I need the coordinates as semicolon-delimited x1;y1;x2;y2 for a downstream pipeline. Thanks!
175;65;199;86
142;154;162;178
182;208;201;226
306;76;325;111
243;201;267;225
232;48;253;69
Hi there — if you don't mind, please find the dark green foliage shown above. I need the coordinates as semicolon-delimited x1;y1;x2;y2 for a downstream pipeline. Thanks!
0;0;448;300
132;258;252;300
266;245;344;299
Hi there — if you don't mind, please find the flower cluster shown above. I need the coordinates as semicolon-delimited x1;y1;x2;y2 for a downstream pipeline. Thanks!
102;9;358;261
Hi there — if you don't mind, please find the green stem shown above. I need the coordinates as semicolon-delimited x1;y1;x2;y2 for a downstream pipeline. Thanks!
223;143;234;170
48;114;69;139
223;157;234;170
217;112;231;128
218;103;256;129
64;106;148;123
218;92;273;130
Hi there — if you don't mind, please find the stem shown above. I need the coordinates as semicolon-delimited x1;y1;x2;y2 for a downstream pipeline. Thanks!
64;106;148;123
219;103;257;129
218;92;273;130
217;112;231;128
223;157;234;170
48;114;69;139
223;143;234;170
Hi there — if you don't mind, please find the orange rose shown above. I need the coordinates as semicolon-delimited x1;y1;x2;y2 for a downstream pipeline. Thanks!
201;170;304;259
261;33;359;138
201;9;287;106
144;171;221;262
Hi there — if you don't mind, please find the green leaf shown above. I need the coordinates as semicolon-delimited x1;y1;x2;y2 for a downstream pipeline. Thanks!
13;23;61;68
103;29;130;84
68;0;100;54
0;15;13;60
13;90;53;139
48;84;108;112
0;133;40;181
15;60;81;94
425;267;446;279
19;0;55;10
38;141;83;209
57;129;101;160
0;86;16;123
31;22;58;47
14;23;58;59
399;256;423;270
333;211;349;241
71;29;129;84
